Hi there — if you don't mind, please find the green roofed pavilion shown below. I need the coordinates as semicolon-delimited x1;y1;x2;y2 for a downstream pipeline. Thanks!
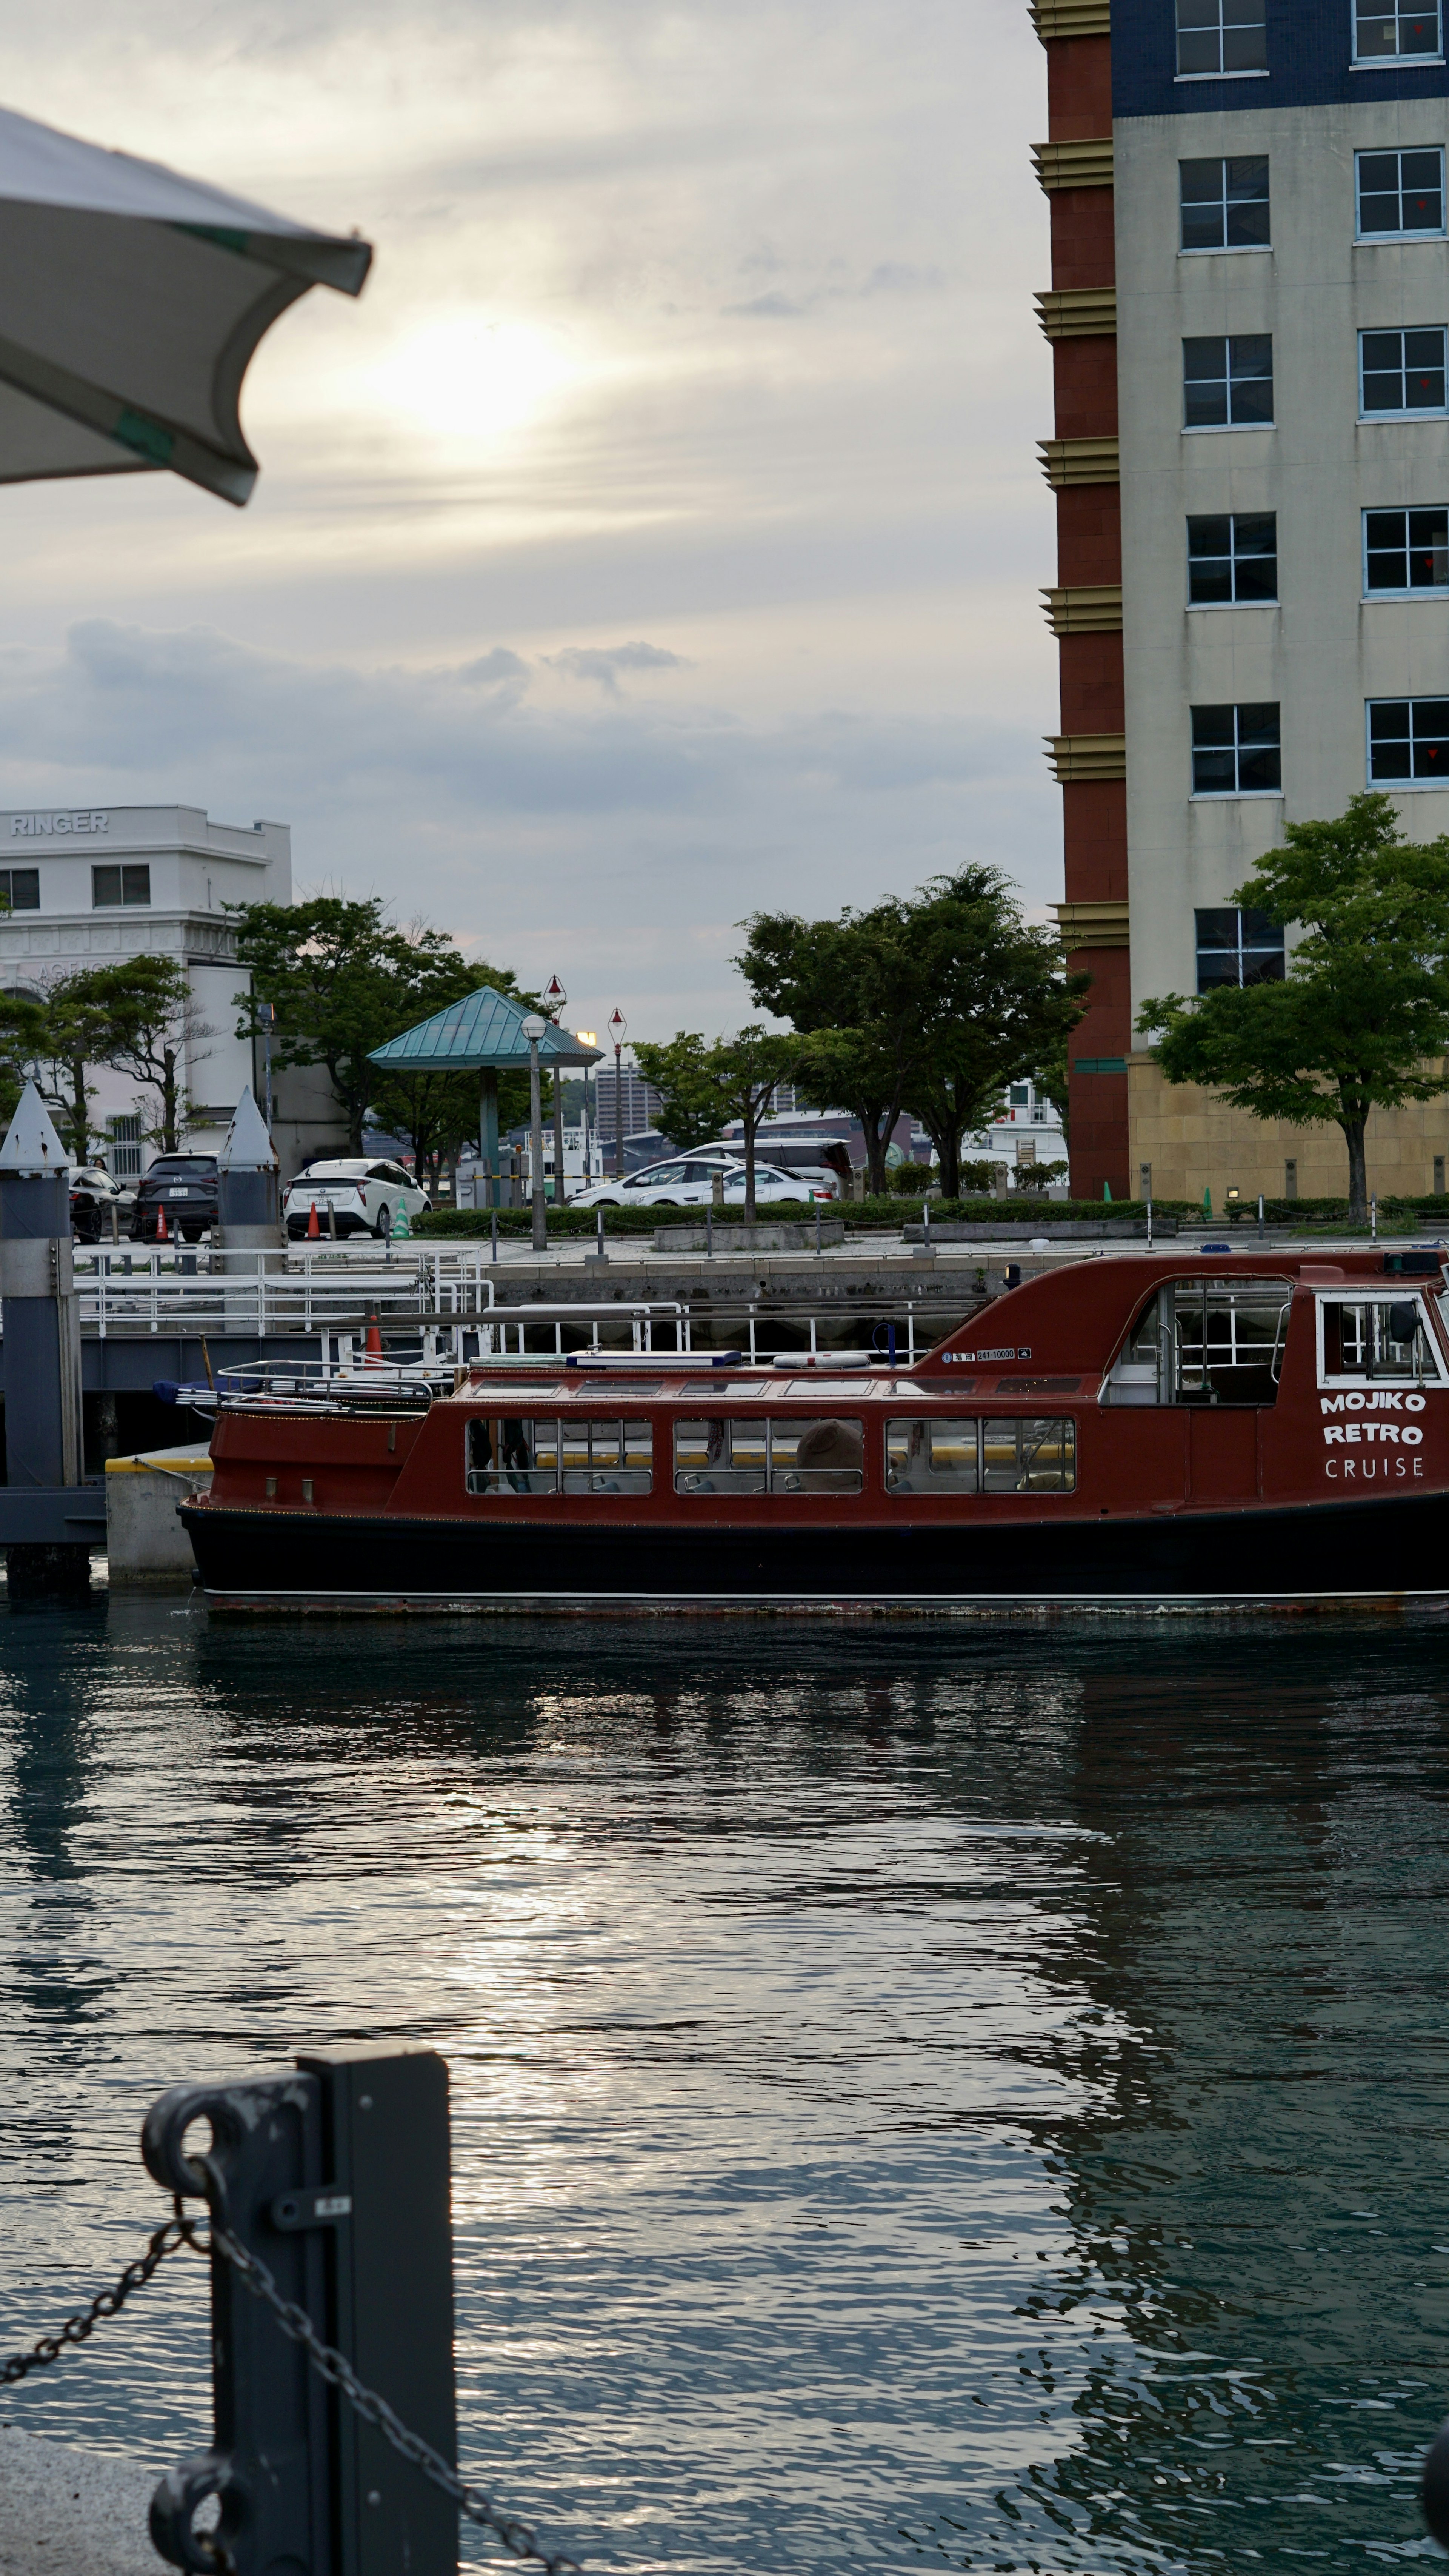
369;985;601;1206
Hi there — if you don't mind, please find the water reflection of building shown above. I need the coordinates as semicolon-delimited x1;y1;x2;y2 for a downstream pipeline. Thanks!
935;1634;1449;2570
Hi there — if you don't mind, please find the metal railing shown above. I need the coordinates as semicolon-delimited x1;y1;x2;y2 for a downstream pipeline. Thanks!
69;1247;500;1339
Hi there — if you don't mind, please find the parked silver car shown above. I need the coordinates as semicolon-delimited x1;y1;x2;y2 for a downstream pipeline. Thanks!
572;1155;833;1209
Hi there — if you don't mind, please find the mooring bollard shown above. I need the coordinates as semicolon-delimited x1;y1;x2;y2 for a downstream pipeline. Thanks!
215;1087;281;1270
143;2044;457;2576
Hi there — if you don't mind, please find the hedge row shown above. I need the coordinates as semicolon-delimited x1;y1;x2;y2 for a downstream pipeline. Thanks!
417;1190;1449;1242
417;1193;1182;1241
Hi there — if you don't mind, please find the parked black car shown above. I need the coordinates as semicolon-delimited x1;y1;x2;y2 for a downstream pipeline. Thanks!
131;1154;219;1243
69;1166;135;1242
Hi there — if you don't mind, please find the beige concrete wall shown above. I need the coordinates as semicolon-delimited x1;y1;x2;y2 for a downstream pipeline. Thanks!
1129;1049;1449;1199
1115;100;1449;1012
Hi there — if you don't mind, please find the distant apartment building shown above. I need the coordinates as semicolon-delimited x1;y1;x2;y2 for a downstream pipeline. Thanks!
1037;0;1449;1200
592;1062;665;1141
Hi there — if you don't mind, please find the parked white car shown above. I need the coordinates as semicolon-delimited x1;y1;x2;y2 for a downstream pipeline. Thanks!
694;1138;848;1197
284;1158;431;1241
572;1155;834;1210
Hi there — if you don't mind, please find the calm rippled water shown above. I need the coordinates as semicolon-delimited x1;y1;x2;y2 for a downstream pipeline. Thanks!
1;1598;1448;2571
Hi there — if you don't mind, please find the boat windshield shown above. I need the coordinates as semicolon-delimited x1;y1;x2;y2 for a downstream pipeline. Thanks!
1103;1278;1292;1406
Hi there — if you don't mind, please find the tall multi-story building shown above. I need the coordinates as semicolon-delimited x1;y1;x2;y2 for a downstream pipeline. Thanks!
1037;0;1449;1201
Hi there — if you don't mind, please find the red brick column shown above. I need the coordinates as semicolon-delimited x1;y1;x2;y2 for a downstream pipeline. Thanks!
1035;5;1131;1201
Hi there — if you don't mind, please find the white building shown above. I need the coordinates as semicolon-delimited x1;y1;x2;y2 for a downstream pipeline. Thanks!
0;802;295;1173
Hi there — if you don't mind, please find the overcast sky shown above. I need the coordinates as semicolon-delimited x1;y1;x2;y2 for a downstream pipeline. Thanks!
4;0;1058;1044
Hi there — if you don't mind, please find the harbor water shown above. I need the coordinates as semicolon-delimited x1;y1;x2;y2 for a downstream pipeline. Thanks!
1;1598;1447;2572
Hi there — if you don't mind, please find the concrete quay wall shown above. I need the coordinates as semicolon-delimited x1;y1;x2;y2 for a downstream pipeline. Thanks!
0;2427;159;2576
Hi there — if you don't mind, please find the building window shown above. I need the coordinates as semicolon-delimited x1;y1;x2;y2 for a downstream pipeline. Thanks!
1184;334;1273;427
106;1114;143;1181
1180;156;1271;249
1354;0;1441;59
1360;325;1447;413
0;868;40;912
1176;0;1268;73
1367;695;1449;779
92;864;151;908
1364;505;1449;591
1195;907;1286;989
1188;511;1277;601
1356;146;1445;235
1191;703;1282;793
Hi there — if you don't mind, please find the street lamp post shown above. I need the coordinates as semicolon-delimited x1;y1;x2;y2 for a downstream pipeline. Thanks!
608;1008;627;1181
523;1013;548;1252
256;1000;275;1137
577;1034;597;1183
544;973;568;1209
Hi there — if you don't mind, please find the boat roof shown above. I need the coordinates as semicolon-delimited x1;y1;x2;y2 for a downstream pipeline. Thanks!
913;1245;1447;1379
451;1247;1449;1404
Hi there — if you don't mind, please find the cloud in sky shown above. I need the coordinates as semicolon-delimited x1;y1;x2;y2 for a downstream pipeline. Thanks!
544;642;692;693
0;0;1061;1038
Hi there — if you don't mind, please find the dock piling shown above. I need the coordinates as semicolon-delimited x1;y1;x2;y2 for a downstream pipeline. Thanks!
0;1085;88;1597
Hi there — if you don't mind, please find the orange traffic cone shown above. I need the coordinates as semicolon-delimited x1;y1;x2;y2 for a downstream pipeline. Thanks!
156;1204;168;1243
365;1314;384;1367
307;1199;320;1239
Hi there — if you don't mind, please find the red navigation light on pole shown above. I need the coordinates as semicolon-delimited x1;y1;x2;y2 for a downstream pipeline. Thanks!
543;974;567;1017
609;1008;627;1181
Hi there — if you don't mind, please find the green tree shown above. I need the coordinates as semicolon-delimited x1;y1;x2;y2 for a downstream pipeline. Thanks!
900;874;1086;1196
80;956;203;1154
634;1027;807;1215
739;869;1087;1196
231;898;501;1152
1138;792;1449;1222
630;1032;731;1154
35;970;117;1162
736;905;926;1194
0;992;47;1138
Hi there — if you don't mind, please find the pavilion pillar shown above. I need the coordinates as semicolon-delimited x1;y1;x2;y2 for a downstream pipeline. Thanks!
478;1071;500;1207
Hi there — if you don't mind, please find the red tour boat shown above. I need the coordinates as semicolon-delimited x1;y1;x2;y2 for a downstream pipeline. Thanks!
180;1248;1449;1610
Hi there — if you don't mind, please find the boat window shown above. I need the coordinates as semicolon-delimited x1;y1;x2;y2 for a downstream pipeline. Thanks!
771;1418;865;1492
885;1417;1075;1494
1104;1278;1291;1405
673;1417;864;1495
1318;1293;1445;1385
466;1415;653;1494
983;1417;1076;1492
674;1418;766;1494
559;1418;653;1492
885;1419;980;1492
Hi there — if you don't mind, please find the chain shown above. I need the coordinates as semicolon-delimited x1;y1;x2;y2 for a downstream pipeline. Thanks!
1;2201;201;2385
0;2201;581;2574
202;2219;583;2575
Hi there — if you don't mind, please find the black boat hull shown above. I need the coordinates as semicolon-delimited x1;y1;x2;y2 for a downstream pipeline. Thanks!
180;1492;1449;1610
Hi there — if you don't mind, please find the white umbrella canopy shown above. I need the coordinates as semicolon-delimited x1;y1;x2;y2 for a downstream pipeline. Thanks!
0;100;372;506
